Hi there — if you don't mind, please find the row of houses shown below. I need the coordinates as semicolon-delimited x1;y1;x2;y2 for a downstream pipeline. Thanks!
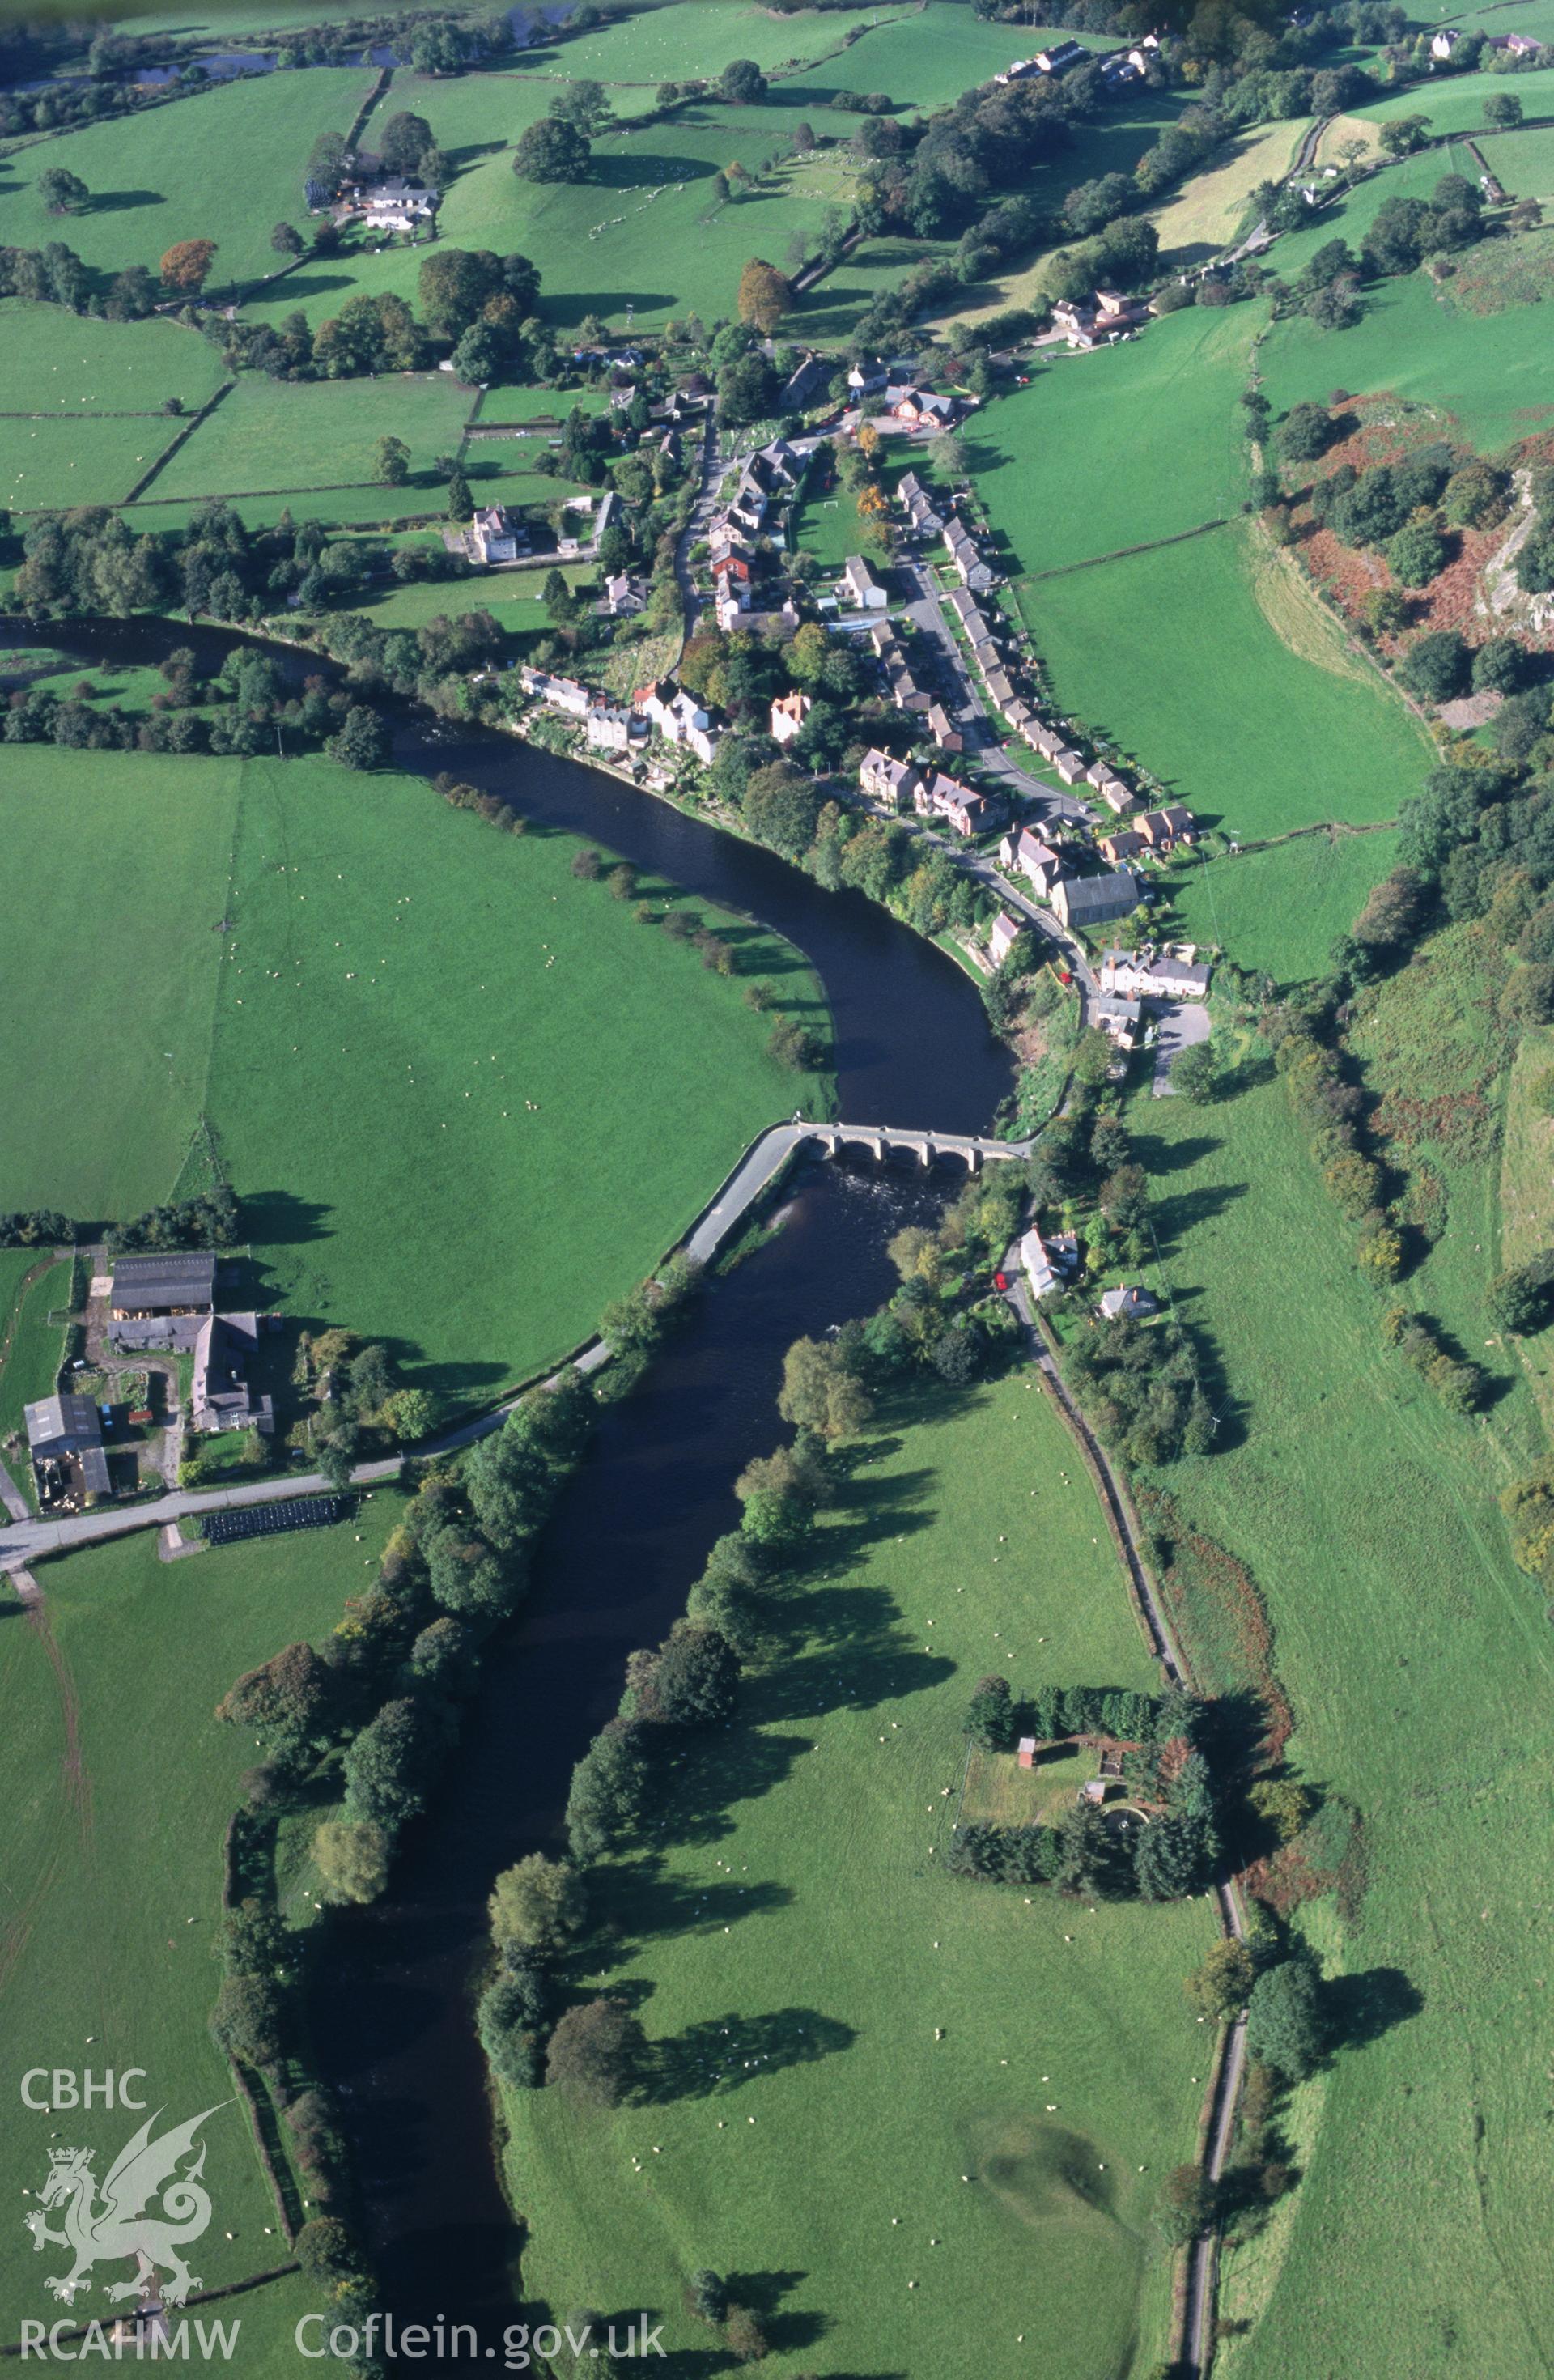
857;750;1003;839
708;436;803;629
942;512;999;594
519;667;722;765
865;614;962;749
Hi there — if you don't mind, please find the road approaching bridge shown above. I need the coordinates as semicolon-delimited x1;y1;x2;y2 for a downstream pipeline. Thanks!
684;1119;1030;1267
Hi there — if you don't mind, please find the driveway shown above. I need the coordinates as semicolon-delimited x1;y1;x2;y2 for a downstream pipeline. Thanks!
1151;1001;1211;1096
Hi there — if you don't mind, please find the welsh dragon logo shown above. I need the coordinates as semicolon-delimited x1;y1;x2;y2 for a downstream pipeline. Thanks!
24;2106;227;2306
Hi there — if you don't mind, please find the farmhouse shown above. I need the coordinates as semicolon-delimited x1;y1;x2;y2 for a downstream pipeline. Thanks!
1019;1228;1061;1299
1034;38;1088;71
842;555;888;611
771;691;812;747
1099;947;1212;1000
860;748;923;808
987;908;1023;967
109;1252;215;1320
190;1314;274;1437
1051;870;1139;932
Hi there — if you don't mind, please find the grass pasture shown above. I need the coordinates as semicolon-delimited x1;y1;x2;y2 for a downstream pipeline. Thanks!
0;1493;408;2360
1342;58;1554;143
1147;117;1312;267
1497;1022;1554;1434
1;409;184;510
150;371;477;504
0;299;227;418
970;306;1257;577
0;746;830;1403
1259;257;1554;454
0;66;376;299
504;1368;1216;2380
803;3;1110;113
1125;972;1554;2380
1166;827;1402;987
1020;522;1431;838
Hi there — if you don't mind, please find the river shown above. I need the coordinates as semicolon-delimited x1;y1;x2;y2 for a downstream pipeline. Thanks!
2;614;1016;2344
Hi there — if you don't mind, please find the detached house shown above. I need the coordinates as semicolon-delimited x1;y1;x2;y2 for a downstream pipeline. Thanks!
771;691;812;747
465;505;519;564
987;908;1024;967
842;554;888;611
890;387;957;431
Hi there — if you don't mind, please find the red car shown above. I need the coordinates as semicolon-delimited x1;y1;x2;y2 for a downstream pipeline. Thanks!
994;1271;1008;1292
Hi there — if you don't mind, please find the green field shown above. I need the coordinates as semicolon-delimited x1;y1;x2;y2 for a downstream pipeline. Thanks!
0;747;830;1401
505;1366;1216;2379
1348;57;1554;140
1486;120;1554;197
150;372;476;503
1021;522;1433;837
246;88;872;337
805;3;1110;111
1166;827;1403;988
0;1493;409;2362
2;409;185;510
0;67;376;298
0;299;227;417
1259;257;1554;454
970;308;1257;577
1126;946;1554;2380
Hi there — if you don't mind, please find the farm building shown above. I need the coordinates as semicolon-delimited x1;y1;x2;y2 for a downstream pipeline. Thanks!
109;1252;215;1320
24;1392;109;1498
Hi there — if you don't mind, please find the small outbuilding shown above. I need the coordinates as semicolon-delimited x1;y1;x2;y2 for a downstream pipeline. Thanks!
1017;1736;1038;1770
